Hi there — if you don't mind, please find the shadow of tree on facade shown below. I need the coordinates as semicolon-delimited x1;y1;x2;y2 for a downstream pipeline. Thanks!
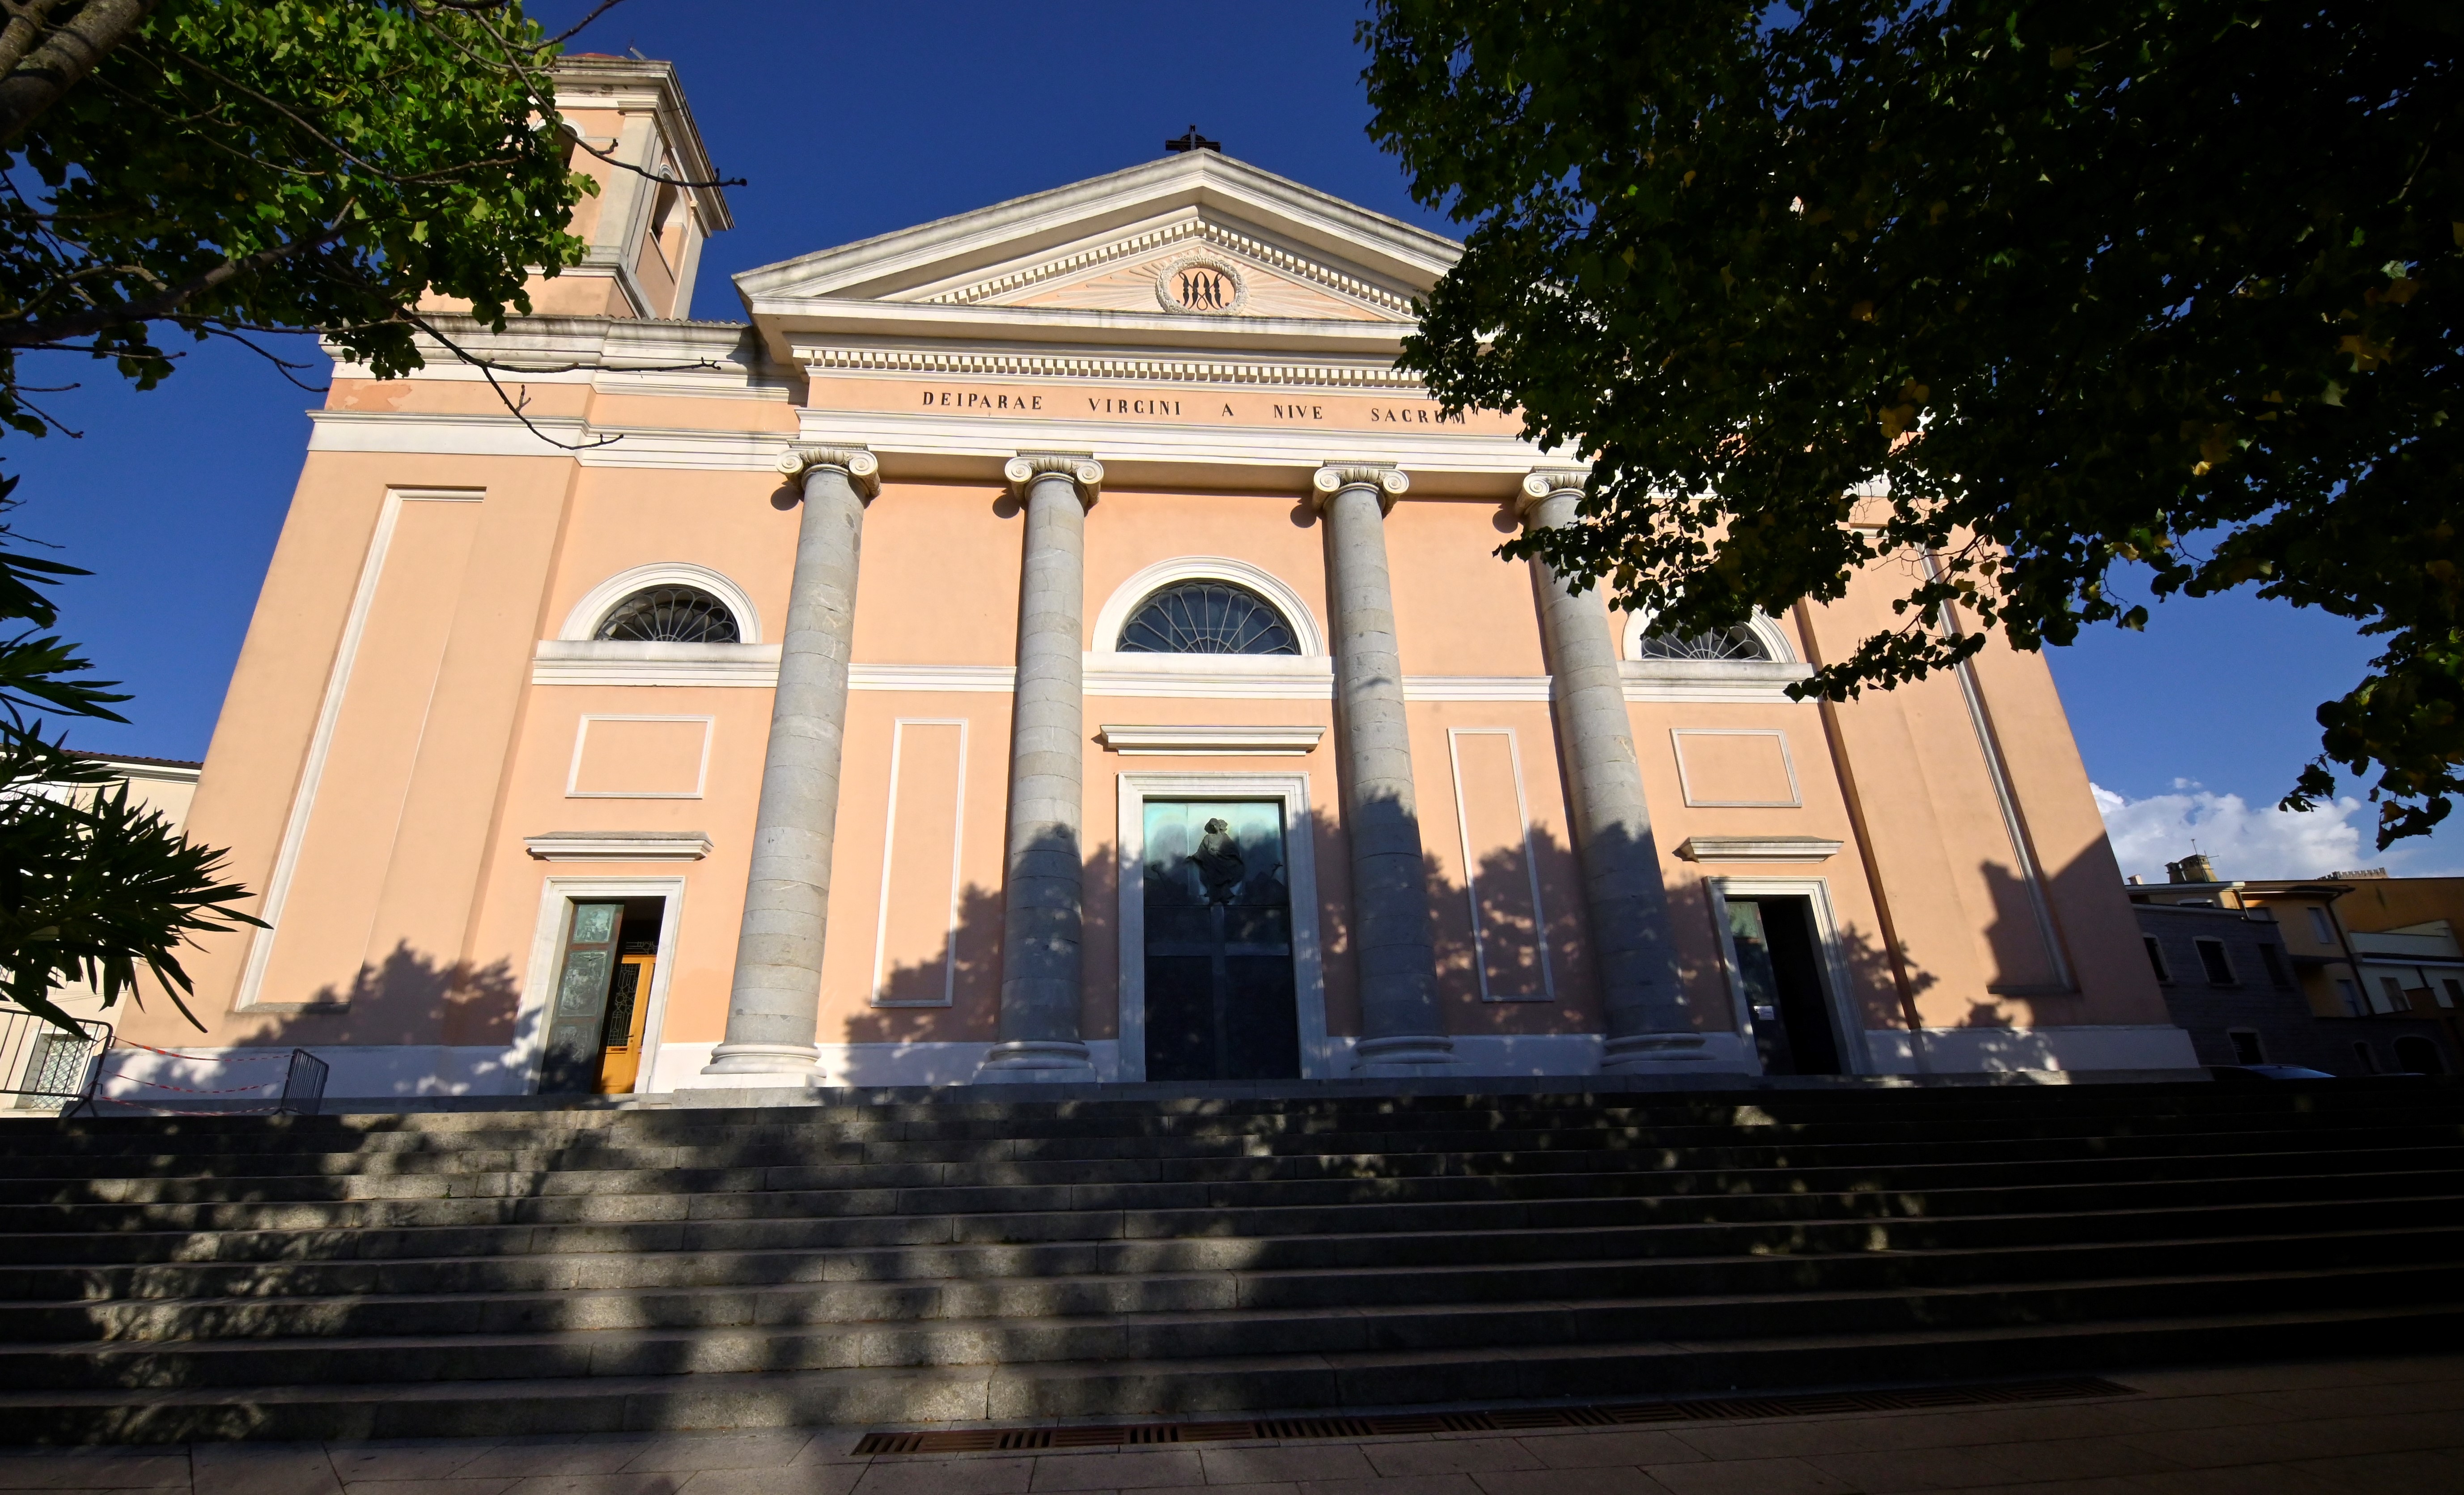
91;941;531;1112
842;805;1924;1084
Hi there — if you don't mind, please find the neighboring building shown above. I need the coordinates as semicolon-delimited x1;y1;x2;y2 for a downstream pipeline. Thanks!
106;58;2189;1100
2125;858;2455;1075
4;755;202;1106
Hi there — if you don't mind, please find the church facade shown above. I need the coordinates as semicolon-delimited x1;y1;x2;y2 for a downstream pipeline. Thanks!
110;57;2193;1100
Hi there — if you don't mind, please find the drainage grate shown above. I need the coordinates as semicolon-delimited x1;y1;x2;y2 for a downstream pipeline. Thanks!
849;1376;2133;1455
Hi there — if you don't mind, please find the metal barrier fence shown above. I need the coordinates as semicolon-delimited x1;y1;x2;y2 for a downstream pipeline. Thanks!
0;1011;113;1111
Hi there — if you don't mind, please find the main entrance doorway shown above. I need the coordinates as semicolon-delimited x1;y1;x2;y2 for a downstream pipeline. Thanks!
1141;799;1302;1081
539;896;665;1093
1726;895;1845;1076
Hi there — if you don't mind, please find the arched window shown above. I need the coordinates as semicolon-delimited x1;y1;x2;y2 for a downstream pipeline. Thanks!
1117;581;1299;655
594;586;741;644
1633;624;1773;662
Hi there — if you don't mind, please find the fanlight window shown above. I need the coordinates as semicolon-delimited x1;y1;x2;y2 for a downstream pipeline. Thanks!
1118;582;1299;656
1633;624;1772;662
594;586;741;644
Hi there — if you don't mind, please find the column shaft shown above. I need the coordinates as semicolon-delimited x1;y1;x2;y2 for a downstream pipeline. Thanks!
705;448;876;1080
1521;475;1708;1069
980;456;1103;1083
1314;465;1457;1074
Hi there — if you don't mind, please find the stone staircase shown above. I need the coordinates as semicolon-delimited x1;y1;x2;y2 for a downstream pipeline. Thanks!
0;1081;2459;1443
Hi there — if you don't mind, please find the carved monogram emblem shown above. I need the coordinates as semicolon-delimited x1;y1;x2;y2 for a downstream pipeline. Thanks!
1155;255;1247;315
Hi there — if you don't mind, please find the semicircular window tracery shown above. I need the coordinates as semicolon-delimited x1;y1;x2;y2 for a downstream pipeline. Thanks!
593;586;742;645
1118;581;1299;656
1632;623;1773;662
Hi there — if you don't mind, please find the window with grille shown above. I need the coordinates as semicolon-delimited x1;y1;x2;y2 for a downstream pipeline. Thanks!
2195;938;2235;985
1117;582;1298;655
594;586;740;644
2143;936;2170;983
1633;624;1772;662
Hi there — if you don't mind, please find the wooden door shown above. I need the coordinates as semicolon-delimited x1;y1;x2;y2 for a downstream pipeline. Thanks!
595;952;656;1094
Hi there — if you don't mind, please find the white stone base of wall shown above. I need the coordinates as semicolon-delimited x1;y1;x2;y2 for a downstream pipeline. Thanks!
96;1043;533;1104
83;1022;2201;1104
1862;1024;2201;1075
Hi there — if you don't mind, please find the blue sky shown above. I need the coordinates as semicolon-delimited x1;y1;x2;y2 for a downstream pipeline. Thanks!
7;0;2451;879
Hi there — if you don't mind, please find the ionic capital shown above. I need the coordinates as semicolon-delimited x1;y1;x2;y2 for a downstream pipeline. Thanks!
1516;468;1592;520
1005;451;1104;508
776;445;881;501
1310;463;1410;515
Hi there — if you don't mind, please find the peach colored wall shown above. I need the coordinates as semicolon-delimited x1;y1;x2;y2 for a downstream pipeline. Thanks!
151;354;2167;1079
1386;500;1546;676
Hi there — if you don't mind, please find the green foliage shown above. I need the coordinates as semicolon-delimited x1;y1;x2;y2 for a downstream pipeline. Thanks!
1;0;592;432
1362;0;2464;846
0;476;258;1032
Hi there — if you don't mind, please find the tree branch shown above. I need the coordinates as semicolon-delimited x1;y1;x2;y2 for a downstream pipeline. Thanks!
0;0;155;146
0;207;352;350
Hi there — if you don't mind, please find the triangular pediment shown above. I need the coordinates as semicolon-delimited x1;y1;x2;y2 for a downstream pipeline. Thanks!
912;217;1409;322
734;153;1454;324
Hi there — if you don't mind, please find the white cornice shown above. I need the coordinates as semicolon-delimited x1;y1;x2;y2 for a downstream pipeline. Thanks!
532;640;780;686
800;346;1418;391
1677;837;1845;864
523;651;1817;705
523;831;714;862
1098;724;1326;756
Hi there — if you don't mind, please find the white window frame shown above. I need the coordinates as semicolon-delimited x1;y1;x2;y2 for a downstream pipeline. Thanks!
514;875;687;1096
558;563;762;644
1090;556;1326;658
1701;875;1870;1075
1114;770;1329;1082
1622;608;1796;664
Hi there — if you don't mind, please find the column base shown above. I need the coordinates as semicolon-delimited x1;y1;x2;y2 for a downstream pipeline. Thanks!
1601;1032;1721;1074
1352;1033;1462;1075
975;1039;1100;1084
695;1041;823;1086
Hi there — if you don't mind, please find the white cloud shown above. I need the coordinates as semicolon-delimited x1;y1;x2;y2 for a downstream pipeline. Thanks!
2093;781;2368;883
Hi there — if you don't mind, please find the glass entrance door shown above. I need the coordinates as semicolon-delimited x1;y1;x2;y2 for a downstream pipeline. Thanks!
1142;800;1302;1081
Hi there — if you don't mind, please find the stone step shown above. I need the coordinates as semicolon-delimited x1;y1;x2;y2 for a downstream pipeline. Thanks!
13;1109;2461;1180
7;1218;2454;1345
4;1295;2450;1445
5;1163;2455;1269
10;1118;2460;1198
10;1189;2453;1306
8;1135;2458;1232
1;1257;2453;1394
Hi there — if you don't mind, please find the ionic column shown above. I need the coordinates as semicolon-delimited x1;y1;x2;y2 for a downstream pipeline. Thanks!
980;454;1104;1083
1311;464;1458;1074
1518;470;1708;1070
704;446;878;1082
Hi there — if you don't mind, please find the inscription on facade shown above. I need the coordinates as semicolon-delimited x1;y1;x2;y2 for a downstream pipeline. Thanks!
921;390;1043;411
899;387;1492;432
